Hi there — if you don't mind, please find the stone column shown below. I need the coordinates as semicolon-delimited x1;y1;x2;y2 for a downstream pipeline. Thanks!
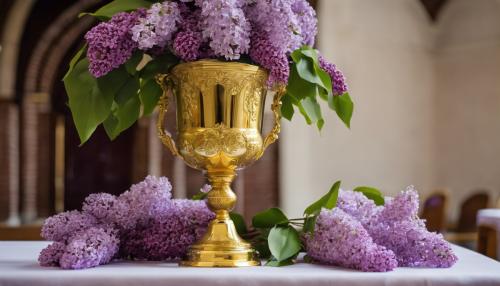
7;103;21;225
148;115;162;177
22;97;40;223
0;100;21;226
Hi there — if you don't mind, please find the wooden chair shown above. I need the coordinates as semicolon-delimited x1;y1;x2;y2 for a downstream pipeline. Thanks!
456;192;490;233
477;225;497;260
445;192;490;245
421;191;448;232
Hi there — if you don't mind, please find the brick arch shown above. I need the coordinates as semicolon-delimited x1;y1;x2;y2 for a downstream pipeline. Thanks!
0;0;34;99
24;0;100;98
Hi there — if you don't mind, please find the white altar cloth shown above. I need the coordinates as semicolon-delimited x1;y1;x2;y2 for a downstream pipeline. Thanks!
0;241;499;286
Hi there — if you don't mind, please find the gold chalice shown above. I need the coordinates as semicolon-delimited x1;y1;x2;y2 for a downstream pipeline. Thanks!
156;60;284;267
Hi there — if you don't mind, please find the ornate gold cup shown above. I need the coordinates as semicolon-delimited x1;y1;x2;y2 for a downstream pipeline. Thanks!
156;60;284;267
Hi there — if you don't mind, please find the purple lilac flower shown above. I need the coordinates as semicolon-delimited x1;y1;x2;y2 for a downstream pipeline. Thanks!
173;11;203;61
246;0;302;53
85;10;144;78
117;175;174;228
200;184;212;193
291;0;317;46
38;242;65;267
131;2;181;50
200;0;251;60
41;210;97;242
336;190;382;226
318;55;348;96
178;0;204;7
59;227;119;270
367;186;458;268
305;208;398;272
120;199;214;260
249;28;290;87
82;193;118;221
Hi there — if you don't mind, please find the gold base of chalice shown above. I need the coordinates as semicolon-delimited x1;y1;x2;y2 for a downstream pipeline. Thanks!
180;168;260;267
156;60;284;267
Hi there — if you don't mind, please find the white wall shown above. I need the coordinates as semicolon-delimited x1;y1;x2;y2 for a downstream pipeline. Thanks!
280;0;436;218
434;0;500;221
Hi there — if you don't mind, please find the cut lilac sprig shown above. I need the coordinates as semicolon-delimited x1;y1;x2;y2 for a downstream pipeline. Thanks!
39;176;213;269
305;208;398;272
85;10;145;78
367;187;458;268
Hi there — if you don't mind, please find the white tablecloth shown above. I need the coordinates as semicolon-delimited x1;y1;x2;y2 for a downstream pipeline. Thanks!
0;241;499;286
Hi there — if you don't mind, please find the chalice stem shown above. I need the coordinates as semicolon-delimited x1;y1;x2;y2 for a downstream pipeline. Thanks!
206;168;237;217
180;167;260;267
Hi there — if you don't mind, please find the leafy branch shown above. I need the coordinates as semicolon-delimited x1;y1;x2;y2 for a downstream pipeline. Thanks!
226;181;385;267
282;46;354;130
64;49;178;144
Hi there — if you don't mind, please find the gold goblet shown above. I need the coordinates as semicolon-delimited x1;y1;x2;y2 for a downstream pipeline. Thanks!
156;60;284;267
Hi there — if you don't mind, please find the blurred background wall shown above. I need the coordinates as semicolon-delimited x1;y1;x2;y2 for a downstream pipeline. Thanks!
434;0;500;222
282;0;500;222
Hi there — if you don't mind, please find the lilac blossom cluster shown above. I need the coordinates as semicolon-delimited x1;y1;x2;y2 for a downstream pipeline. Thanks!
83;0;346;90
85;10;145;78
38;176;214;269
306;187;458;271
319;55;348;96
131;2;181;50
306;208;398;272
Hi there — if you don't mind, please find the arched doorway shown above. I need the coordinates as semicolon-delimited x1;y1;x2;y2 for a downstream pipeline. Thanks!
1;0;281;229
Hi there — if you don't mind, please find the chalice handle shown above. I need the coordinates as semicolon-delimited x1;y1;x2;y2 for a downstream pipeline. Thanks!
260;85;286;157
156;74;180;157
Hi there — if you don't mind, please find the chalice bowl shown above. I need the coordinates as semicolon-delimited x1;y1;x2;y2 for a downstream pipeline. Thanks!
156;60;284;267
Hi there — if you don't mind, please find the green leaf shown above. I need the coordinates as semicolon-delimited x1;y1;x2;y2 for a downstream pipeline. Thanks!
286;64;318;101
293;97;312;124
268;226;301;262
80;0;151;20
96;66;130;96
191;191;208;200
140;53;178;81
64;44;87;80
294;46;318;62
103;108;119;139
353;186;385;206
266;257;295;267
229;212;248;236
103;76;141;140
300;96;323;129
329;92;354;128
115;76;139;106
291;47;332;96
295;58;329;92
304;181;341;216
125;51;143;75
139;79;163;116
303;215;317;234
254;240;271;259
315;66;333;101
65;59;115;144
281;94;294;121
252;208;288;229
317;119;324;130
